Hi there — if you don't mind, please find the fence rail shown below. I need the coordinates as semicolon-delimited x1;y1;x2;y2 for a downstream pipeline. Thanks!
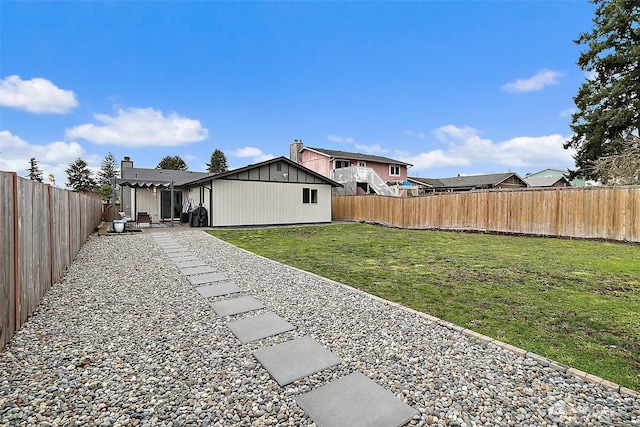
332;186;640;243
1;172;103;351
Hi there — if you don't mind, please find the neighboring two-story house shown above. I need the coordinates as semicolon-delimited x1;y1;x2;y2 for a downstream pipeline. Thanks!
289;140;413;197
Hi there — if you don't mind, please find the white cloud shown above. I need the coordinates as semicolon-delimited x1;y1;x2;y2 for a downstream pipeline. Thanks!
396;124;575;175
0;130;100;187
230;146;273;164
327;135;354;144
502;69;563;93
0;75;78;114
398;150;470;170
66;107;208;147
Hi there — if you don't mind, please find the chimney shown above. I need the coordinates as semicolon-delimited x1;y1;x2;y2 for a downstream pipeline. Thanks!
121;156;133;178
289;139;303;164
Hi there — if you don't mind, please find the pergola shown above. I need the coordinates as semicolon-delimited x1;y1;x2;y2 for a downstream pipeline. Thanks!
111;178;175;227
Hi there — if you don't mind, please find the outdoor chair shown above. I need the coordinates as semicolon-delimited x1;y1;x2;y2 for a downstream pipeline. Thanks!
136;211;152;227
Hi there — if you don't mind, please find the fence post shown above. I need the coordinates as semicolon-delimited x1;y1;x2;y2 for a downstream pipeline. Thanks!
12;173;19;333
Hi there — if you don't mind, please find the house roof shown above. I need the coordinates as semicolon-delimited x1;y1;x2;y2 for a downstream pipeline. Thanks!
524;176;570;187
189;156;343;187
406;177;446;188
409;172;527;189
121;167;213;186
525;168;568;179
303;146;413;167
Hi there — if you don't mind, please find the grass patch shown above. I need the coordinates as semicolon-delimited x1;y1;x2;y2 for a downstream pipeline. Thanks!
208;223;640;390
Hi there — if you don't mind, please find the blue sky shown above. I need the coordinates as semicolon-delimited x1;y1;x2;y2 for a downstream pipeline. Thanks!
1;1;595;186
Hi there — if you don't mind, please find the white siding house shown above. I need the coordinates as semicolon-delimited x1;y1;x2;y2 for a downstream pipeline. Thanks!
186;156;341;227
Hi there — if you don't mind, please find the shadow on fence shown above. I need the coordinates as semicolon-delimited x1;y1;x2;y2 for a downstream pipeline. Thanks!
0;172;103;351
332;186;640;243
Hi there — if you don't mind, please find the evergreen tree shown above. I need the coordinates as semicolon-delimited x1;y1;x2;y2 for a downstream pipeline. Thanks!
565;0;640;180
97;152;119;185
65;158;96;192
206;148;229;173
157;155;188;170
27;157;43;182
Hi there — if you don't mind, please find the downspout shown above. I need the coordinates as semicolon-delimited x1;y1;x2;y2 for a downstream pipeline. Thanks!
170;181;174;227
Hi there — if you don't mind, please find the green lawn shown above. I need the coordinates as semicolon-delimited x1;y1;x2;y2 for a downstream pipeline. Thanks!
207;223;640;390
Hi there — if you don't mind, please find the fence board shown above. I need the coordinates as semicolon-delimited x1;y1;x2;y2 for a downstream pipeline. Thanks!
1;172;102;351
332;186;640;243
0;173;16;350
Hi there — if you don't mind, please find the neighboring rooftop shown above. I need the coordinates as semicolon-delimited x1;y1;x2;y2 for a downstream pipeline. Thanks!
303;146;413;166
409;172;527;190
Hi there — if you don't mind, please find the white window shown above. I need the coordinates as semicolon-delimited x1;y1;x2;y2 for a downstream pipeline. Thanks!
389;164;400;176
358;161;366;167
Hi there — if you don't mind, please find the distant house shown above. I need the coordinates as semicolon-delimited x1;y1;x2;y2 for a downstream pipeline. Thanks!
117;156;341;227
408;172;528;193
289;139;414;197
525;168;584;187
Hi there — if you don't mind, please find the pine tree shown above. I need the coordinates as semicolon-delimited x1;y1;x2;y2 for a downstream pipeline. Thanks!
97;152;119;185
27;157;43;182
206;148;229;173
65;158;96;192
565;0;640;180
157;155;188;170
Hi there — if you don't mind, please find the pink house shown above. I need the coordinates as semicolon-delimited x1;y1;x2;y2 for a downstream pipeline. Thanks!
290;140;413;197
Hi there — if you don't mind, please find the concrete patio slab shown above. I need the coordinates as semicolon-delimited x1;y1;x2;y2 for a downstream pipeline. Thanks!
226;312;295;344
174;259;207;268
253;336;342;386
210;296;265;317
187;272;229;285
296;372;418;427
180;265;217;276
195;282;242;298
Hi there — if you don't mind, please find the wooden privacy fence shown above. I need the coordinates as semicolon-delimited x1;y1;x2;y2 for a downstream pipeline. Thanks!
332;186;640;243
0;171;103;351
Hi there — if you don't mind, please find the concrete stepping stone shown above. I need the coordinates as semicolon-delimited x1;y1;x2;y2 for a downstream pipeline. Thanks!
195;282;242;298
253;336;342;386
163;247;186;253
167;253;195;261
210;296;265;317
160;244;183;250
226;312;295;344
164;248;191;257
187;272;229;285
170;255;200;262
296;372;418;427
174;259;207;268
180;265;217;276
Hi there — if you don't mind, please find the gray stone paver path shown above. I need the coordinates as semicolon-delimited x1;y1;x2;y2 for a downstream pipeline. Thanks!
174;259;207;268
210;296;265;317
187;272;229;285
155;233;417;427
195;283;242;298
296;372;418;427
253;336;342;386
179;265;217;276
226;312;295;344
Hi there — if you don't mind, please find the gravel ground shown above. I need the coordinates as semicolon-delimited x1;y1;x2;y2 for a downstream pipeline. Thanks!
1;229;639;427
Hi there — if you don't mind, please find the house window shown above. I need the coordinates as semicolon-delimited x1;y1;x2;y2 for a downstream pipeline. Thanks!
335;160;350;169
276;163;282;171
358;161;366;167
389;164;400;176
303;188;318;204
